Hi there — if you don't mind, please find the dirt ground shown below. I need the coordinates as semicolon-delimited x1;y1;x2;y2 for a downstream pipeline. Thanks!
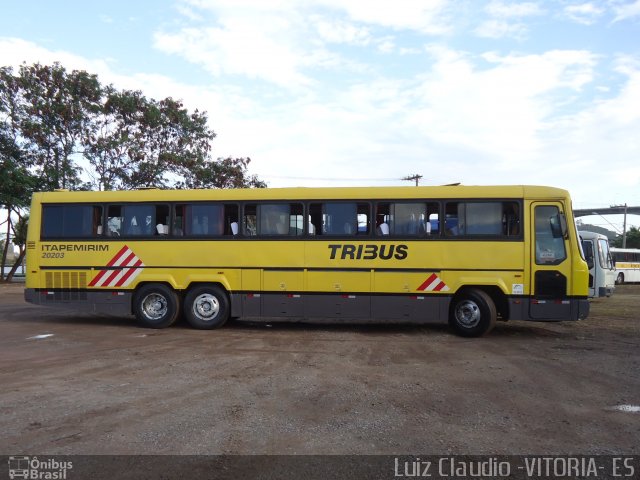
0;283;638;456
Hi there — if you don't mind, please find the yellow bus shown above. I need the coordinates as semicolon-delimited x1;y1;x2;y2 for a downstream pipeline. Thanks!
24;185;590;337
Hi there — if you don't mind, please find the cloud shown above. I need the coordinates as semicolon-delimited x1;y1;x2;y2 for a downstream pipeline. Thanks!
563;3;605;25
400;47;597;166
154;0;453;88
485;1;544;18
153;15;313;88
475;20;529;39
476;1;544;39
1;4;638;208
316;0;452;34
612;0;640;22
313;16;372;46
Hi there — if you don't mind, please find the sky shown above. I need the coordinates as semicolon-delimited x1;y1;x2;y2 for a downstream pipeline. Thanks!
1;0;639;232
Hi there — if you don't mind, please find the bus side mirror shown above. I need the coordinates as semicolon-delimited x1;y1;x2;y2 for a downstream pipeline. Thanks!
550;214;568;239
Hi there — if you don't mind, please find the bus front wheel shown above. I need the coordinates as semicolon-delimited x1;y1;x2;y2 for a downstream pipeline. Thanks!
184;285;229;329
616;273;624;285
133;284;179;328
449;289;497;337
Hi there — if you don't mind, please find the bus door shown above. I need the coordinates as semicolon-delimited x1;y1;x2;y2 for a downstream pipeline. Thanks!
596;237;616;296
529;203;572;320
580;236;597;298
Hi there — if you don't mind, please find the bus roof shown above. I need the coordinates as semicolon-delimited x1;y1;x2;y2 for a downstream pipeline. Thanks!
578;231;611;240
32;185;571;203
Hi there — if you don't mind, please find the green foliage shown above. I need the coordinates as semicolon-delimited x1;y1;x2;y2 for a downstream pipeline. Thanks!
1;61;265;280
612;226;640;248
0;62;265;192
13;215;28;247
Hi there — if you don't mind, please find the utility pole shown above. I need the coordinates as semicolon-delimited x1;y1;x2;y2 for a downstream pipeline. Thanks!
623;203;628;248
402;174;423;186
611;203;628;248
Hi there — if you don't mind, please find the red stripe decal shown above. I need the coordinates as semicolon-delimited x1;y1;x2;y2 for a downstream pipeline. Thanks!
107;245;131;266
417;273;437;291
114;259;143;287
88;269;107;287
433;282;446;292
89;245;132;287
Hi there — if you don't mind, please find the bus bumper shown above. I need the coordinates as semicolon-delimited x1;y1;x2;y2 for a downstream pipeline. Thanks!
508;297;589;322
598;286;614;298
578;298;590;320
24;288;132;316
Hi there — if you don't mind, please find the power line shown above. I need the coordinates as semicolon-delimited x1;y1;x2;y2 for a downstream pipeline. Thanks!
261;175;404;182
402;174;423;186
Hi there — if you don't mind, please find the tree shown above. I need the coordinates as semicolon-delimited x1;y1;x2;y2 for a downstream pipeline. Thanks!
83;88;147;190
179;157;267;189
612;226;640;249
0;126;39;281
1;61;266;192
16;63;102;190
118;96;216;189
4;214;28;282
1;61;266;280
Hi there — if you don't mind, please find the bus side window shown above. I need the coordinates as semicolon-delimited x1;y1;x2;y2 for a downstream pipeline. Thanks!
309;203;323;236
257;203;304;236
154;205;169;235
174;204;236;237
243;204;257;236
107;206;123;237
41;205;103;239
445;203;460;236
581;239;594;269
224;204;239;236
123;205;153;236
173;205;185;236
503;202;520;236
317;202;369;236
376;203;391;236
377;202;438;236
535;205;567;265
445;201;518;237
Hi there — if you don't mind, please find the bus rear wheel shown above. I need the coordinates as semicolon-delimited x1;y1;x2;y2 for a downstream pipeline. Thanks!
449;289;496;337
616;273;624;285
184;285;229;329
133;284;179;329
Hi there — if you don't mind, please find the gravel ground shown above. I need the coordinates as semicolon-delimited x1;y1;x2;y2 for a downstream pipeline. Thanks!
0;283;639;458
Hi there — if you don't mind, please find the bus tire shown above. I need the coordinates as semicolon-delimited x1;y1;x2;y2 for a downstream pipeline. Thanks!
134;284;179;329
616;273;624;285
184;285;229;329
449;289;496;337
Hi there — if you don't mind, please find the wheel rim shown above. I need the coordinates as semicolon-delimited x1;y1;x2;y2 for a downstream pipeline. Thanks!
192;293;220;322
454;299;481;328
141;293;168;320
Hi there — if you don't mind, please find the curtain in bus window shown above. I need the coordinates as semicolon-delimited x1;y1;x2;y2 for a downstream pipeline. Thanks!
186;204;224;236
42;205;98;238
324;203;357;235
123;205;155;236
391;203;427;235
462;203;503;235
259;204;291;235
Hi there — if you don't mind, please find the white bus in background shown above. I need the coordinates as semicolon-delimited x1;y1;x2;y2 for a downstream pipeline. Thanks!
611;247;640;284
579;231;615;298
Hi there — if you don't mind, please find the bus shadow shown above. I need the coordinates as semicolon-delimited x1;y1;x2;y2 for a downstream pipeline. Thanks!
21;307;571;339
224;318;452;336
490;321;567;338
